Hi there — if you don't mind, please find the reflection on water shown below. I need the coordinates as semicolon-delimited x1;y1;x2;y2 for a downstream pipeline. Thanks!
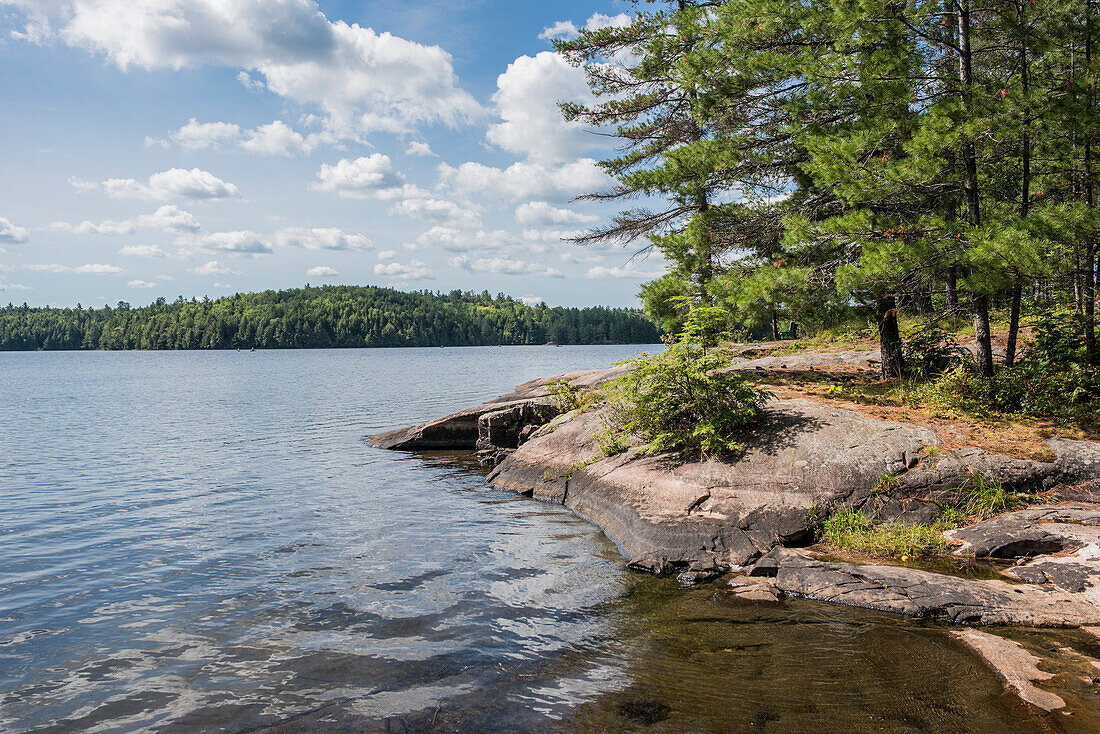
0;347;1074;732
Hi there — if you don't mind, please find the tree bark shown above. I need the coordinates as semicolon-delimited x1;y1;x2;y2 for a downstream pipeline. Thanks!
1005;281;1022;366
878;296;905;379
973;294;995;377
946;266;958;313
771;310;780;341
1086;0;1096;366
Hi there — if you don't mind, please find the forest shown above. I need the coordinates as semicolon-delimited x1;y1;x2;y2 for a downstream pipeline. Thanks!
555;0;1100;428
0;286;659;350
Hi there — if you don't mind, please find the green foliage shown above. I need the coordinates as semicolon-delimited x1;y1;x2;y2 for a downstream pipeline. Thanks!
869;472;900;497
958;473;1039;521
545;380;591;414
903;323;964;379
604;314;771;458
905;308;1100;427
1026;309;1089;369
818;509;954;560
0;286;660;351
594;424;629;457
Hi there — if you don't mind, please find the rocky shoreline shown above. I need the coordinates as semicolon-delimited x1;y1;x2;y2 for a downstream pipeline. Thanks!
370;351;1100;714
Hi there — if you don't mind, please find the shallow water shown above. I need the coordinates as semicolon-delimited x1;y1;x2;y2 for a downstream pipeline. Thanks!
0;346;1080;732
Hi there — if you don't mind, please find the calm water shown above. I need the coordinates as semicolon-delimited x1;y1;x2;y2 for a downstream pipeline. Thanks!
0;347;1077;732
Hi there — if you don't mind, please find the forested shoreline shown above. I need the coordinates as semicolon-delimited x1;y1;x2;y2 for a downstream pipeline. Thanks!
0;286;659;350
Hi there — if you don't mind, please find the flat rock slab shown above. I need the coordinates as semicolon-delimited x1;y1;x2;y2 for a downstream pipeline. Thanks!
952;629;1066;711
950;504;1100;559
768;547;1100;626
490;398;941;569
368;367;626;450
720;349;881;373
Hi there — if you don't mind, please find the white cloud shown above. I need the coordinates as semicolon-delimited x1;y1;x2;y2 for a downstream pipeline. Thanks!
521;228;587;244
518;294;544;306
183;230;272;255
377;249;397;260
515;201;598;226
586;13;632;31
118;244;170;258
374;259;433;281
437;158;610;201
74;263;123;274
274;227;371;251
538;14;631;42
164;118;322;155
312;154;427;200
0;281;32;292
21;0;481;137
585;264;662;279
25;262;122;274
448;254;563;278
388;198;480;228
0;216;30;244
52;205;201;235
560;251;605;263
156;274;172;280
74;168;241;201
238;70;264;91
487;52;596;163
172;118;241;149
241;120;316;155
51;218;133;235
306;265;338;277
192;260;235;276
127;279;156;288
538;21;578;42
405;141;435;157
415;226;516;253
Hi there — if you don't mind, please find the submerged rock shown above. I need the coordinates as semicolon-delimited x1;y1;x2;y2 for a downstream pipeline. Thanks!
768;546;1100;626
952;629;1066;712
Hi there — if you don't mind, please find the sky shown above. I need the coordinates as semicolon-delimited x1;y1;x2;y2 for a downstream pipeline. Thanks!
0;0;666;309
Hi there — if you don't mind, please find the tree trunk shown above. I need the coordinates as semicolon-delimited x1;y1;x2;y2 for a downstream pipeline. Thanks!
1086;0;1096;366
878;296;905;379
771;310;780;341
946;266;958;313
1005;281;1022;366
957;2;994;377
973;295;995;377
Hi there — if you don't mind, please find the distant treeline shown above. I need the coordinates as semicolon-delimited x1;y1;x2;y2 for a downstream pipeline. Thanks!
0;285;660;350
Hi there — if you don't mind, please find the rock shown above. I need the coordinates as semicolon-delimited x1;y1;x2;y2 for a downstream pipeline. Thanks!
368;367;624;450
950;504;1100;559
490;398;945;570
719;349;882;374
952;629;1066;712
374;359;1100;626
748;548;783;577
769;547;1100;626
733;587;781;603
476;401;559;450
863;496;942;526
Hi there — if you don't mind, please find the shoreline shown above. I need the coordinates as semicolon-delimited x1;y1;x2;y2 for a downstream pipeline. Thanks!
370;351;1100;628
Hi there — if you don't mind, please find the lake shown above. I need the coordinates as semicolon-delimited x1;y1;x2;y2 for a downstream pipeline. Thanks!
0;346;1058;732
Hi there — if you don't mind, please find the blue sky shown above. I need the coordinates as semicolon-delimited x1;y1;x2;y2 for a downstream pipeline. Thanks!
0;0;665;308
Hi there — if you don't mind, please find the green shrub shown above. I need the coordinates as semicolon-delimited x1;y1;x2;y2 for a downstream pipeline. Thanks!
545;379;591;413
603;309;771;458
903;322;965;379
594;424;629;457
